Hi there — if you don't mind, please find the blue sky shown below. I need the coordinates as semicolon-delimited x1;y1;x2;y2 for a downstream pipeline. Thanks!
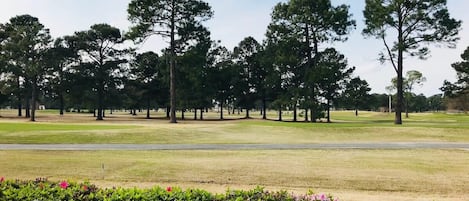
1;0;468;96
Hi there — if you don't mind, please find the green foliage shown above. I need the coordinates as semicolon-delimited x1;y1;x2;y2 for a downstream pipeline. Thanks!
340;77;371;114
441;46;469;98
0;179;338;201
266;0;355;122
232;37;263;115
127;0;213;123
0;14;52;121
363;0;461;124
127;0;213;47
126;51;166;118
72;24;128;120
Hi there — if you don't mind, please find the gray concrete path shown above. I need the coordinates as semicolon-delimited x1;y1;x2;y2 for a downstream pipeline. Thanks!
0;142;469;151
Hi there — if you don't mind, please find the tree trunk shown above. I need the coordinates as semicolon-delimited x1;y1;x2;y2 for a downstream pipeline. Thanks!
220;101;224;120
395;14;404;125
194;109;197;120
166;106;170;118
200;109;204;120
293;104;297;122
245;109;250;119
169;0;177;123
262;98;267;120
327;99;331;123
304;109;309;122
30;79;37;122
132;109;137;116
146;98;151;119
17;77;22;117
96;86;104;121
181;109;185;120
311;108;317;123
355;108;358;117
59;92;64;116
405;96;409;118
18;103;22;117
25;97;30;118
278;107;282;121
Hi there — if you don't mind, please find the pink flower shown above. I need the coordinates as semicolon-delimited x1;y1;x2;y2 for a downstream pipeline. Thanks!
0;177;4;182
166;186;172;192
60;181;69;189
82;185;88;191
321;194;326;200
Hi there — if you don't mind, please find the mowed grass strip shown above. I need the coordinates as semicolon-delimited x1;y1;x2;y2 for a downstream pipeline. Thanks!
0;149;468;200
0;111;469;144
0;122;135;131
0;122;139;144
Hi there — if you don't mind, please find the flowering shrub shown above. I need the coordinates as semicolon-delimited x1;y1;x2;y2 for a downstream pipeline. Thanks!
0;178;339;201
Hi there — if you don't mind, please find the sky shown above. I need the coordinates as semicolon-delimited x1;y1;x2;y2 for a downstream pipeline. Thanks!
0;0;468;96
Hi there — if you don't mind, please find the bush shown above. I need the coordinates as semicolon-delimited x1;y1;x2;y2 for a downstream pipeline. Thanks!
0;178;339;201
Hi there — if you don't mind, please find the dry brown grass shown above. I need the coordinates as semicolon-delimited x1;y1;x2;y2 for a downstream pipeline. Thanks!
0;149;468;201
1;110;469;200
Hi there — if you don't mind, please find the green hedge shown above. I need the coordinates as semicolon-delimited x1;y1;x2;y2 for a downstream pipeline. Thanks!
0;178;339;201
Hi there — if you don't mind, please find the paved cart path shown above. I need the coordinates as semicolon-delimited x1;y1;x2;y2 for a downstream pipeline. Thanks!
0;142;469;150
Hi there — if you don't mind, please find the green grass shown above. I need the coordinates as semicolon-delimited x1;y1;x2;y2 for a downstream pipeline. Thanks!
0;122;135;132
0;110;468;144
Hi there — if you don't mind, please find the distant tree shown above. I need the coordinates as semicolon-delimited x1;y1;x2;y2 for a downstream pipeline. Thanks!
44;37;78;115
128;51;164;119
66;64;95;113
441;46;469;112
369;93;391;112
209;45;235;120
255;43;281;120
127;0;213;123
316;48;355;123
269;0;355;122
177;35;213;120
264;31;304;122
388;70;426;118
233;37;262;119
409;93;428;112
73;24;127;120
341;77;371;116
0;15;51;121
363;0;461;124
427;94;444;112
441;46;469;97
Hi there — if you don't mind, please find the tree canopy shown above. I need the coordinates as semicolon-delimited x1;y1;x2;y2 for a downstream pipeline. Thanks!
363;0;461;124
127;0;213;123
0;1;465;122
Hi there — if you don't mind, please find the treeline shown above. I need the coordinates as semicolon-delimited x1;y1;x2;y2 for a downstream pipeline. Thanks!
0;0;464;122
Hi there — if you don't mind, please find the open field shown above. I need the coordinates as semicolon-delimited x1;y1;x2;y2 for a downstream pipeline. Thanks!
1;109;469;200
0;110;468;144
